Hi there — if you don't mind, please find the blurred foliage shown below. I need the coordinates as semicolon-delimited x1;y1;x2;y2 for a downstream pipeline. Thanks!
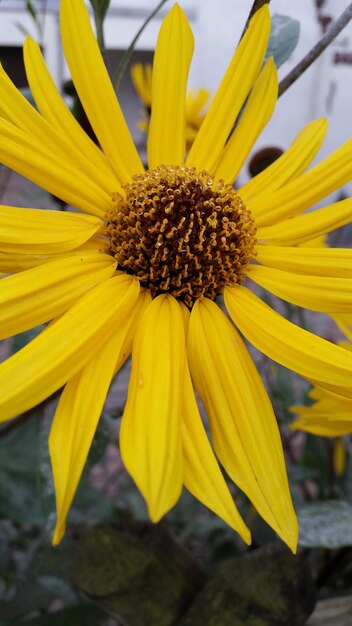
264;14;301;68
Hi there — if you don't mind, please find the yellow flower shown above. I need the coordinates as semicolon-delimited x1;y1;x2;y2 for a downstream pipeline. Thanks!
1;0;352;552
131;62;210;146
291;342;352;437
291;385;352;437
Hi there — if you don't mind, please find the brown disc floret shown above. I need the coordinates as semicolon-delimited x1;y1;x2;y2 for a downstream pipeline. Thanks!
106;165;256;308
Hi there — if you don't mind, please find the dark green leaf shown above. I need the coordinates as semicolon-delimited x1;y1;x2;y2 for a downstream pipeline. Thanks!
298;500;352;548
2;604;109;626
0;578;59;621
0;417;44;525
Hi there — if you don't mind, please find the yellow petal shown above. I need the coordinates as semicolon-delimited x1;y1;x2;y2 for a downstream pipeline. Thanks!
148;4;194;168
182;362;251;543
291;416;352;436
214;58;278;184
0;206;102;254
185;87;210;128
0;253;116;339
130;63;152;107
240;118;327;202
0;237;104;273
248;264;352;314
0;118;110;218
23;37;115;179
257;198;352;245
256;244;352;277
290;392;352;437
188;298;298;552
120;295;184;522
186;6;270;172
50;290;149;545
248;139;352;227
0;63;119;197
334;438;347;476
112;288;152;376
0;274;140;422
60;0;143;183
332;313;352;341
225;285;352;398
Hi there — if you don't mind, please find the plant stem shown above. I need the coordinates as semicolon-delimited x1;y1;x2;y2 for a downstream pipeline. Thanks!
113;0;169;92
92;6;105;54
279;2;352;97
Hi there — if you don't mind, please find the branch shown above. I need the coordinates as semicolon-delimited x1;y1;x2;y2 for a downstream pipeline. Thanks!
279;2;352;97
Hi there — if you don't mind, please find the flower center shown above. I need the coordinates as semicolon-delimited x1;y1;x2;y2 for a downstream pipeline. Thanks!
106;165;256;308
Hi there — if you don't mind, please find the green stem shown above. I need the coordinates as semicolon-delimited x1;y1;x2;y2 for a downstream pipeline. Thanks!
113;0;169;92
92;6;105;54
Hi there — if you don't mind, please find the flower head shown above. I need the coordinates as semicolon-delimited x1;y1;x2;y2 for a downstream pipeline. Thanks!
1;0;352;552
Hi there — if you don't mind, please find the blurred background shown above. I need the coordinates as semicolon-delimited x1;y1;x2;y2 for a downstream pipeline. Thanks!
1;0;352;186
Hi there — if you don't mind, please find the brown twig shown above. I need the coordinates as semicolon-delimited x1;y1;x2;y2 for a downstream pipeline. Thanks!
279;2;352;97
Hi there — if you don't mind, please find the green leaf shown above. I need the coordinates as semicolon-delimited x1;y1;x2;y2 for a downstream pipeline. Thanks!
1;604;108;626
26;0;38;21
0;417;44;526
0;578;60;621
265;14;300;68
298;500;352;548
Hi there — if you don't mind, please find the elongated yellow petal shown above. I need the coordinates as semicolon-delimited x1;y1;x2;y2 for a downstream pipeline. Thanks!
256;244;352;277
248;139;352;226
225;285;352;398
60;0;143;182
0;119;110;217
248;264;352;314
332;314;352;341
0;64;119;197
182;363;251;543
0;237;104;273
292;418;352;436
186;6;270;172
23;37;115;178
0;274;140;422
120;295;184;522
0;253;116;339
214;59;278;184
50;290;149;545
131;63;152;107
185;87;210;127
188;298;298;552
257;198;352;245
240;119;327;202
0;206;102;254
112;288;152;376
148;4;194;168
290;389;352;436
